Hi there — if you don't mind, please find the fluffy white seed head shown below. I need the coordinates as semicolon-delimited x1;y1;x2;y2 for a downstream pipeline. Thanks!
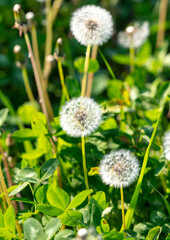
13;4;21;13
99;149;140;188
60;97;102;137
163;130;170;161
26;12;35;21
118;21;149;48
70;5;114;46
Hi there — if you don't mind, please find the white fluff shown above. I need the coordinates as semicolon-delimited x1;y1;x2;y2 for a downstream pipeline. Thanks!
163;130;170;161
70;5;114;46
59;97;102;137
118;22;150;49
99;149;140;188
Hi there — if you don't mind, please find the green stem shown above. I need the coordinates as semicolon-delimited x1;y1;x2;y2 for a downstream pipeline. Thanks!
0;166;22;239
57;58;70;101
24;32;51;130
81;44;91;97
120;107;126;132
121;106;164;230
21;67;36;105
81;137;90;198
66;211;77;234
120;187;126;233
129;40;135;73
86;45;98;97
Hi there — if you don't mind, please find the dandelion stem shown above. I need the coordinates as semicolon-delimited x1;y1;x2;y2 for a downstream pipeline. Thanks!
156;0;168;48
51;0;63;23
120;187;126;233
21;66;36;105
120;107;126;132
31;22;54;120
31;23;42;81
43;0;52;74
81;44;91;97
86;45;98;97
129;41;135;73
57;58;70;101
81;136;90;198
24;32;51;130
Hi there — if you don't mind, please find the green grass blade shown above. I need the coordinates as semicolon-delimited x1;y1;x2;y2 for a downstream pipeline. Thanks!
99;49;116;80
121;106;164;230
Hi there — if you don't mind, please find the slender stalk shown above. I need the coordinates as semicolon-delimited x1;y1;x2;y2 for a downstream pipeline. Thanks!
52;0;63;23
0;166;22;239
31;23;42;80
0;181;7;211
120;187;126;233
31;22;54;120
24;32;51;130
120;107;126;132
81;137;90;198
121;106;164;230
86;45;98;97
81;45;91;97
57;58;70;101
43;0;52;78
156;0;168;48
21;66;36;105
129;40;135;73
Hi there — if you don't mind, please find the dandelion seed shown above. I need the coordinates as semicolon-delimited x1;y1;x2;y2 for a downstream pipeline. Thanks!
70;5;113;46
59;97;102;137
118;21;149;49
99;149;140;188
163;130;170;161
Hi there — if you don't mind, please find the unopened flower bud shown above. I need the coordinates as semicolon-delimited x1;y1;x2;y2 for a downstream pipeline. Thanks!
26;12;35;28
13;4;21;13
57;38;62;45
13;4;27;35
13;45;26;68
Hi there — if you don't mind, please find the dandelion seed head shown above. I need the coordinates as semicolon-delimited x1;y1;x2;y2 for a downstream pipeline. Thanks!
118;21;149;48
59;97;102;137
77;228;88;238
13;4;21;13
99;149;140;188
163;130;170;161
70;5;114;46
26;12;35;21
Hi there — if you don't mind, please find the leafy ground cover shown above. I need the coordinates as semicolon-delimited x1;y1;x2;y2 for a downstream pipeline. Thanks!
0;0;170;239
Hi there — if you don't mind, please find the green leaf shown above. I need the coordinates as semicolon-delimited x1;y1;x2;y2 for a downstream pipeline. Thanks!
0;108;8;127
74;57;99;73
0;210;4;227
58;210;83;227
146;226;162;240
9;182;29;197
15;167;39;183
122;107;164;230
21;148;45;160
31;112;48;134
150;210;166;226
107;80;123;100
44;218;61;240
96;218;110;234
112;53;130;65
103;230;124;239
35;185;48;204
67;189;93;210
17;104;37;124
166;234;170;240
4;206;15;235
23;218;44;240
54;229;75;240
47;184;70;213
0;228;14;238
90;191;106;211
11;197;35;205
40;158;59;182
12;129;39;141
36;204;63;216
